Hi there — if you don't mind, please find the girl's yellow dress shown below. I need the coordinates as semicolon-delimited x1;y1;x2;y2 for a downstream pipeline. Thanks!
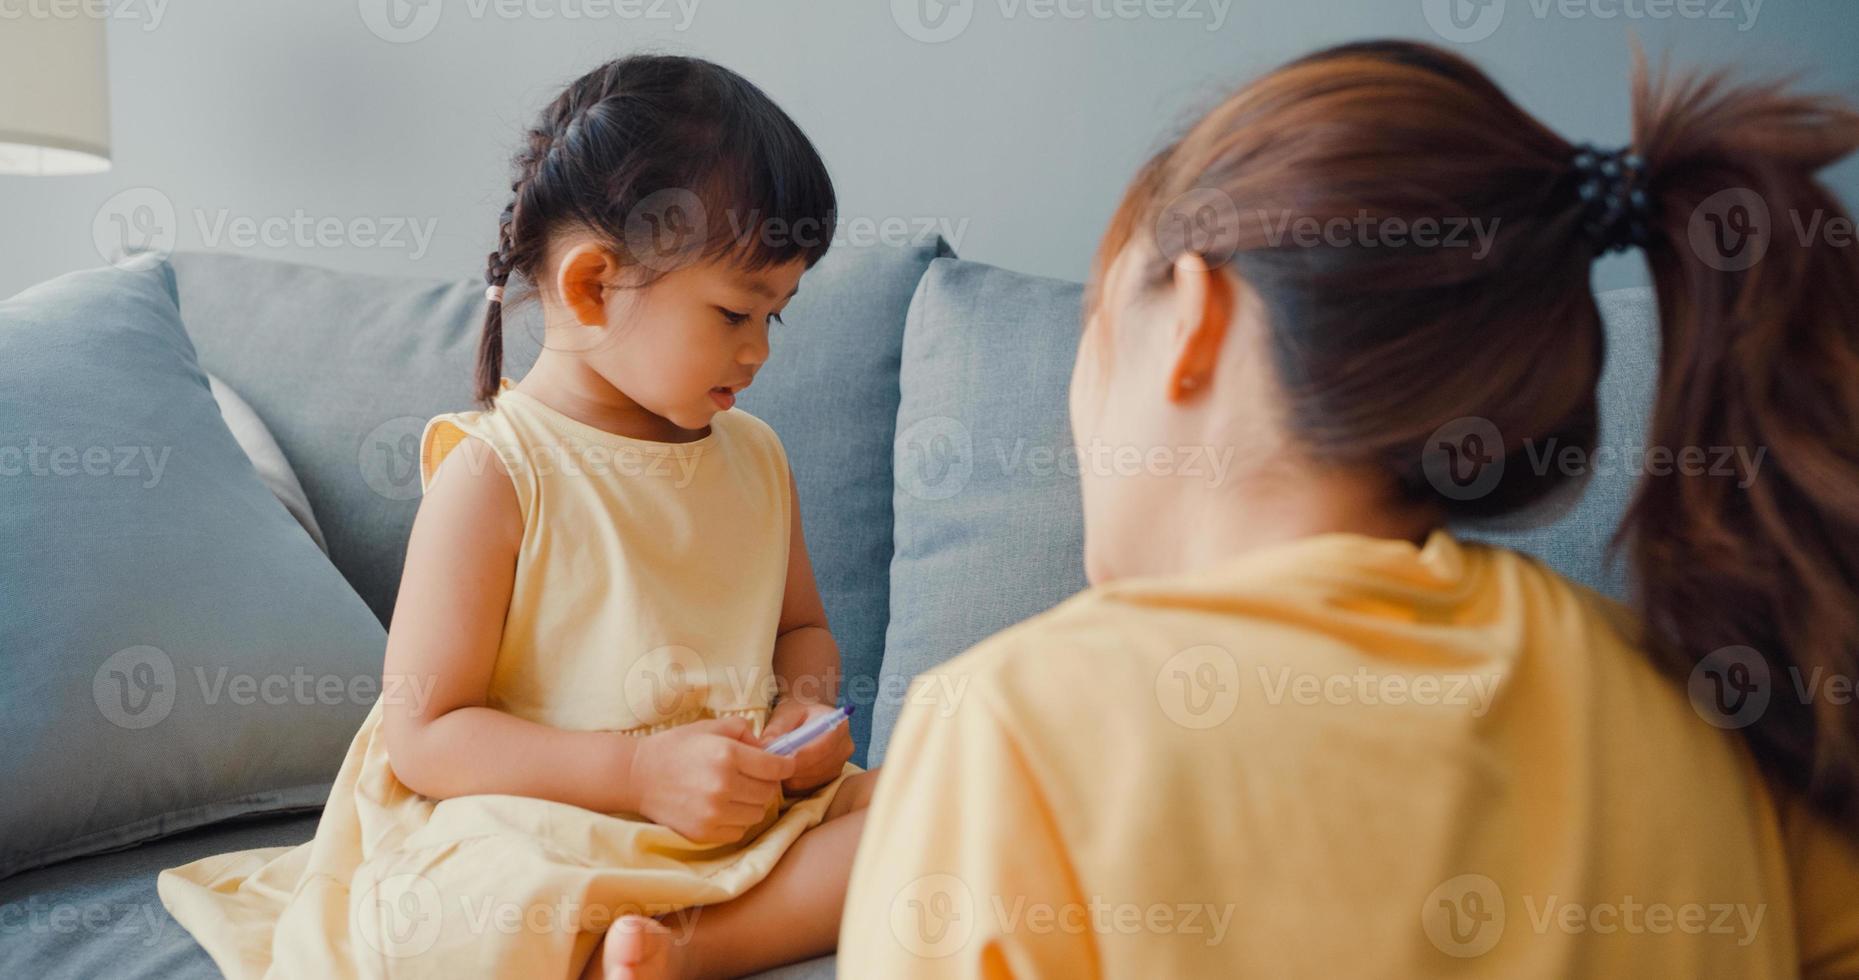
158;377;857;979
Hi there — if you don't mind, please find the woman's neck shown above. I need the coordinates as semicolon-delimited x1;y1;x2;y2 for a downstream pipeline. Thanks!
1189;483;1439;568
1116;462;1442;582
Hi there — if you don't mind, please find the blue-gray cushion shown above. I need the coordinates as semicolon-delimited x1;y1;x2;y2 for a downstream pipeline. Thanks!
207;372;328;553
737;242;950;764
871;256;1660;765
172;252;529;629
872;259;1092;766
173;242;949;767
0;256;386;880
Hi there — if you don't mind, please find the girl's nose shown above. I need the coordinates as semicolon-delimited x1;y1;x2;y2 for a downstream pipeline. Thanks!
741;324;771;365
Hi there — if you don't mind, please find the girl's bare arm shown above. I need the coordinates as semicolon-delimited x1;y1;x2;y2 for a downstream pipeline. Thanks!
379;436;641;812
770;470;840;708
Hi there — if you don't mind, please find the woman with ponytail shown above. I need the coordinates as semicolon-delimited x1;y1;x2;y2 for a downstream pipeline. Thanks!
844;41;1859;977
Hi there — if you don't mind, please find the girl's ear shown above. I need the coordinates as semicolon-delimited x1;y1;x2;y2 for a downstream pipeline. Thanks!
1165;252;1234;403
555;243;622;327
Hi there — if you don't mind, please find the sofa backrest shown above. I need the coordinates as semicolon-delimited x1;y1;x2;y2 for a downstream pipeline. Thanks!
172;242;949;766
868;257;1660;763
173;247;1661;768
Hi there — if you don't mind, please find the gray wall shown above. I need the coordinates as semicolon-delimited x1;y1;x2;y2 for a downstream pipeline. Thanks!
3;0;1856;298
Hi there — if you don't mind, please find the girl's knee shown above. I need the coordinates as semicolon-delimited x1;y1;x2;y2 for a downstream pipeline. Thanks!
827;768;880;820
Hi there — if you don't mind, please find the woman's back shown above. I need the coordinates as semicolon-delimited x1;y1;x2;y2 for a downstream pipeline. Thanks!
844;531;1859;977
847;37;1859;979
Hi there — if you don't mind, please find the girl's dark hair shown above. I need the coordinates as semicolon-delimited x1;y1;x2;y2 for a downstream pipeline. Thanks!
1090;40;1859;834
477;54;837;407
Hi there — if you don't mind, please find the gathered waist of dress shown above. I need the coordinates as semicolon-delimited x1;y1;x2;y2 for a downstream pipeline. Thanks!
613;704;770;740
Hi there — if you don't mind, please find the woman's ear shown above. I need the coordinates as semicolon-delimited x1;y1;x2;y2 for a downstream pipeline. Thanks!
554;243;621;327
1166;252;1234;403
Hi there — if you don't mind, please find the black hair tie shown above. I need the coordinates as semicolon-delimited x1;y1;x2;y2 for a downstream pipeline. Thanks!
1570;143;1654;255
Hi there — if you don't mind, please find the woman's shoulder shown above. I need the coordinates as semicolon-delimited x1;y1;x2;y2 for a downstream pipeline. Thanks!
918;585;1179;724
915;534;1639;745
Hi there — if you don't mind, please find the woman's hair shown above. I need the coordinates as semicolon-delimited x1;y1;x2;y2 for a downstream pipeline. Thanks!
476;54;837;407
1090;40;1859;833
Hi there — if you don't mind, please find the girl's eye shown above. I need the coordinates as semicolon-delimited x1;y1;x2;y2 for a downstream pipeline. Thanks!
719;308;785;327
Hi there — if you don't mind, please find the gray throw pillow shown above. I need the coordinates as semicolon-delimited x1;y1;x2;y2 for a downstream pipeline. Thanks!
207;372;327;553
873;259;1092;766
0;256;387;880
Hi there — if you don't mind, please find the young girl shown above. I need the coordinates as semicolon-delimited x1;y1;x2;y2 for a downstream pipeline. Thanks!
160;55;881;980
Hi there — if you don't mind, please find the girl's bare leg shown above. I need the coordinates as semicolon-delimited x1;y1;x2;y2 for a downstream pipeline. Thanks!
583;768;880;980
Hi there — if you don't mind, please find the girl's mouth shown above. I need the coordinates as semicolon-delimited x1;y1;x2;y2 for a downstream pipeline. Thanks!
709;386;736;410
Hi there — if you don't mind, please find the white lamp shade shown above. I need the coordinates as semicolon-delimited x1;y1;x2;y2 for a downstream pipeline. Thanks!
0;14;110;175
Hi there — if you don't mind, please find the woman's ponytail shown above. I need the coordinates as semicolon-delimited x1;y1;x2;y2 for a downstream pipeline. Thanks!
1625;51;1859;829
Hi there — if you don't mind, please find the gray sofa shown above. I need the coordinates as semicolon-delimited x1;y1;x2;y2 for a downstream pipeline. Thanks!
0;237;1660;979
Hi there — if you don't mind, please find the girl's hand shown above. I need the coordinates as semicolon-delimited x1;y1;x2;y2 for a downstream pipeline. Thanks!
759;699;853;795
629;717;796;844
